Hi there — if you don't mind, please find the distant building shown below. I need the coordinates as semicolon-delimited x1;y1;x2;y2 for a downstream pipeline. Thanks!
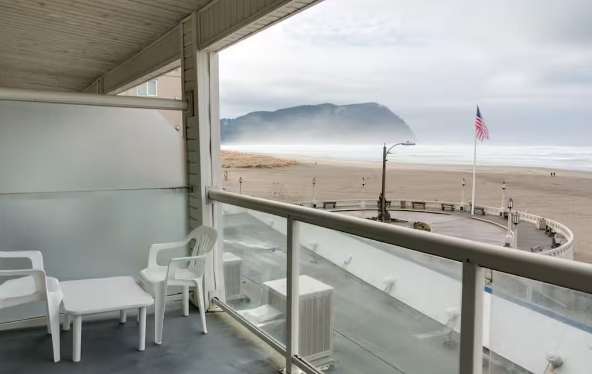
119;69;183;132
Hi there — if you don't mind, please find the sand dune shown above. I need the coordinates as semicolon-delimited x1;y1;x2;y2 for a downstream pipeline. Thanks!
221;150;298;168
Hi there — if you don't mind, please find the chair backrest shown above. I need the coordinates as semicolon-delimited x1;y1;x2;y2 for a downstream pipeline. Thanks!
0;251;48;308
186;226;218;278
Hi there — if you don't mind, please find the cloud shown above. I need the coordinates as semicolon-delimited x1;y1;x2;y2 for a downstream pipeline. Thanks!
219;0;592;145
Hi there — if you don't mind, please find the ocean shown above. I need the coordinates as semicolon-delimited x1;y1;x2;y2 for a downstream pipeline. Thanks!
222;144;592;172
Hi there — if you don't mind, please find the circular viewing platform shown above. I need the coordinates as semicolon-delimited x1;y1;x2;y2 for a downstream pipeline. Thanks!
297;199;574;260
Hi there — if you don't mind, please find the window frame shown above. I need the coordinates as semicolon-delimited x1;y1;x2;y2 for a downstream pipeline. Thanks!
137;79;158;97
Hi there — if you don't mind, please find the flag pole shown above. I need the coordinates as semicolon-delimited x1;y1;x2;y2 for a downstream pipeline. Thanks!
471;113;477;216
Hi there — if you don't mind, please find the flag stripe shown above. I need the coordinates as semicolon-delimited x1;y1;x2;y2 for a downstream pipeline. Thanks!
475;107;489;141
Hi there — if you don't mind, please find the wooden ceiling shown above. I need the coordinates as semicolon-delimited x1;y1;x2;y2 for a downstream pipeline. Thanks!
0;0;211;91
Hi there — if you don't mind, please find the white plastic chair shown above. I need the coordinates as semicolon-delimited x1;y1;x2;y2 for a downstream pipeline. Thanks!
0;251;63;362
138;226;218;345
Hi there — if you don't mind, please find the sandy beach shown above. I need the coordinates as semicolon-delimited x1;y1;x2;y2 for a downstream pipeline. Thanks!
221;156;592;264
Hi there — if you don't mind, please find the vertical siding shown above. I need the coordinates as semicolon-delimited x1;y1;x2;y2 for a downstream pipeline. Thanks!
198;0;290;48
200;0;321;51
182;15;202;230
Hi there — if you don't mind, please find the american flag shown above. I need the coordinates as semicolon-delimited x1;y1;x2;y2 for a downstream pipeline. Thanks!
475;106;489;141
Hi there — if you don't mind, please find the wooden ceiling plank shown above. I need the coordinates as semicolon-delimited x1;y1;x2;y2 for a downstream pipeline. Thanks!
6;0;183;27
0;3;172;37
0;13;156;44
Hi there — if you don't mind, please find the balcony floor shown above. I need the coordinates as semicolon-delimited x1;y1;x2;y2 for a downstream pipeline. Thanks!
0;307;281;374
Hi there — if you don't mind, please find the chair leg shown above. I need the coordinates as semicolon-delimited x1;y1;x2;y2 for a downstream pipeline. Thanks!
196;281;207;334
182;286;190;317
72;315;82;362
154;283;167;345
138;307;147;352
46;299;61;362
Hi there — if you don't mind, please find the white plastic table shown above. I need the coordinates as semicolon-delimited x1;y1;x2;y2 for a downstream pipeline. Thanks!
60;276;154;362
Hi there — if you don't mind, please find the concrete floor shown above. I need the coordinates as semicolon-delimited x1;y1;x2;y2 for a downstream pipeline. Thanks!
0;307;281;374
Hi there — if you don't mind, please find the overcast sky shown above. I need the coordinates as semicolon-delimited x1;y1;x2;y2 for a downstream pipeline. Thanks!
219;0;592;145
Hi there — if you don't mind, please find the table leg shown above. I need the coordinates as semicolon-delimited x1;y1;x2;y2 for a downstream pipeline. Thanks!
120;310;127;324
138;307;147;351
73;315;82;362
63;313;71;331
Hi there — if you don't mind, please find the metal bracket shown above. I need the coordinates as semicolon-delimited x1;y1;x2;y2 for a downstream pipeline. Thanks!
205;185;222;205
186;90;195;117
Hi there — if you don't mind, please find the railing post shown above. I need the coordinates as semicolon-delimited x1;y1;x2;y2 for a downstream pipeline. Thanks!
286;216;300;373
460;262;485;374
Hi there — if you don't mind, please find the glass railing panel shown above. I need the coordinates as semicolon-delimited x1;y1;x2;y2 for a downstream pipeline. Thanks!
297;222;462;373
486;271;592;374
220;203;287;348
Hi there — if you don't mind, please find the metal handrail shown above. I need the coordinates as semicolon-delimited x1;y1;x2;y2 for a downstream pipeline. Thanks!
0;87;187;111
209;188;592;295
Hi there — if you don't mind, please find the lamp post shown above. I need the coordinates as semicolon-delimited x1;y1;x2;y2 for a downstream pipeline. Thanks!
501;181;506;209
381;141;416;222
312;177;317;206
512;209;520;248
504;198;514;247
461;178;466;204
361;177;366;209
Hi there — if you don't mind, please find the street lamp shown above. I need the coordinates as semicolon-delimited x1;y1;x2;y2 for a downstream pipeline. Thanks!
504;198;514;247
361;177;367;209
381;141;416;222
312;177;317;206
512;209;520;248
501;181;506;209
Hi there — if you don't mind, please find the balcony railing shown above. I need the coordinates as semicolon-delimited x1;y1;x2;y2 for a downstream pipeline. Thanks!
209;188;592;374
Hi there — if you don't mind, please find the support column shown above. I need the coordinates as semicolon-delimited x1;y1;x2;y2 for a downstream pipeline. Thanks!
181;12;223;309
459;262;485;374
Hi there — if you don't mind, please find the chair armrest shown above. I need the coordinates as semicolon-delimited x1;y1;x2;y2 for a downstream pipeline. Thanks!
0;251;44;270
147;238;192;268
0;269;47;293
166;255;208;281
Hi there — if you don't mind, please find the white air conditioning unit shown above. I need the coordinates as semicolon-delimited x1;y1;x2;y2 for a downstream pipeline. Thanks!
223;252;244;301
263;275;334;362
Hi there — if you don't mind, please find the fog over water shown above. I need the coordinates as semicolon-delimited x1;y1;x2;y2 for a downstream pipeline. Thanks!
224;143;592;171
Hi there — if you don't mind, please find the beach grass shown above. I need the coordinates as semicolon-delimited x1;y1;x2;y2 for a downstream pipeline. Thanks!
221;150;299;168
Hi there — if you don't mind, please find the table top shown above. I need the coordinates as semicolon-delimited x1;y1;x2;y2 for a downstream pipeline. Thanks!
61;276;154;315
223;251;242;263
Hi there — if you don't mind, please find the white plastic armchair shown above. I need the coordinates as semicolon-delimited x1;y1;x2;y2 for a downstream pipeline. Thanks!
138;226;218;345
0;251;63;362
